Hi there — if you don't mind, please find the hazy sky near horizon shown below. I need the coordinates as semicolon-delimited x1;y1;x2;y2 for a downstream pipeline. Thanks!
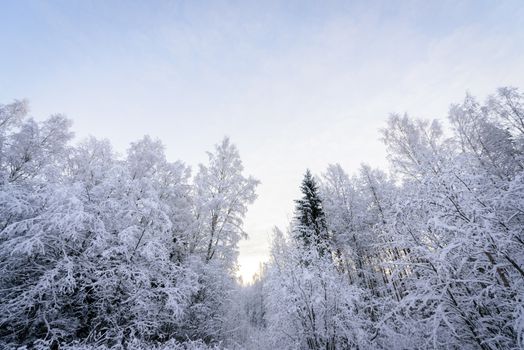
1;0;524;281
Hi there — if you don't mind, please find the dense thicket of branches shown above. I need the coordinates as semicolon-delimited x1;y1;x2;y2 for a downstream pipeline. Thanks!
0;102;258;349
1;87;523;350
258;87;524;350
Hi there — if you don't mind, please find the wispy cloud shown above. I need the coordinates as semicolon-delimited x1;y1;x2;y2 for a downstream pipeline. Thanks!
1;0;523;281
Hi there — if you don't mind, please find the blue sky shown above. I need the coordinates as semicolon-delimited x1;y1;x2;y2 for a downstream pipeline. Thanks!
2;0;524;280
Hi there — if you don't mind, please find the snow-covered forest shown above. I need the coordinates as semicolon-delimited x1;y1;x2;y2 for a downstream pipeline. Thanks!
1;87;524;349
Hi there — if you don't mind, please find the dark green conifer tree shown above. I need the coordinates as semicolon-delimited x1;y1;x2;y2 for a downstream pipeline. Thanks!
294;169;330;257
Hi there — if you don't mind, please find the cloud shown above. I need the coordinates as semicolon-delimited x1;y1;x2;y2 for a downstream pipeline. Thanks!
1;0;523;282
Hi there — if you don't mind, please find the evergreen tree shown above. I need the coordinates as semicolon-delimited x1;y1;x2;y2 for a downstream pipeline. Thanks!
294;169;330;256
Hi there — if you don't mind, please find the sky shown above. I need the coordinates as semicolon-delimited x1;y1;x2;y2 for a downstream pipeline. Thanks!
1;0;524;282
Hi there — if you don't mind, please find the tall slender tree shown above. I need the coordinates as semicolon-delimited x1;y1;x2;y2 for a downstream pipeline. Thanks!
294;169;330;257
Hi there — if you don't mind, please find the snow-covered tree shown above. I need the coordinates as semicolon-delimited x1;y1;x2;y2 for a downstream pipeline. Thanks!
192;137;259;267
0;103;257;349
2;87;524;349
256;87;524;350
178;137;259;345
